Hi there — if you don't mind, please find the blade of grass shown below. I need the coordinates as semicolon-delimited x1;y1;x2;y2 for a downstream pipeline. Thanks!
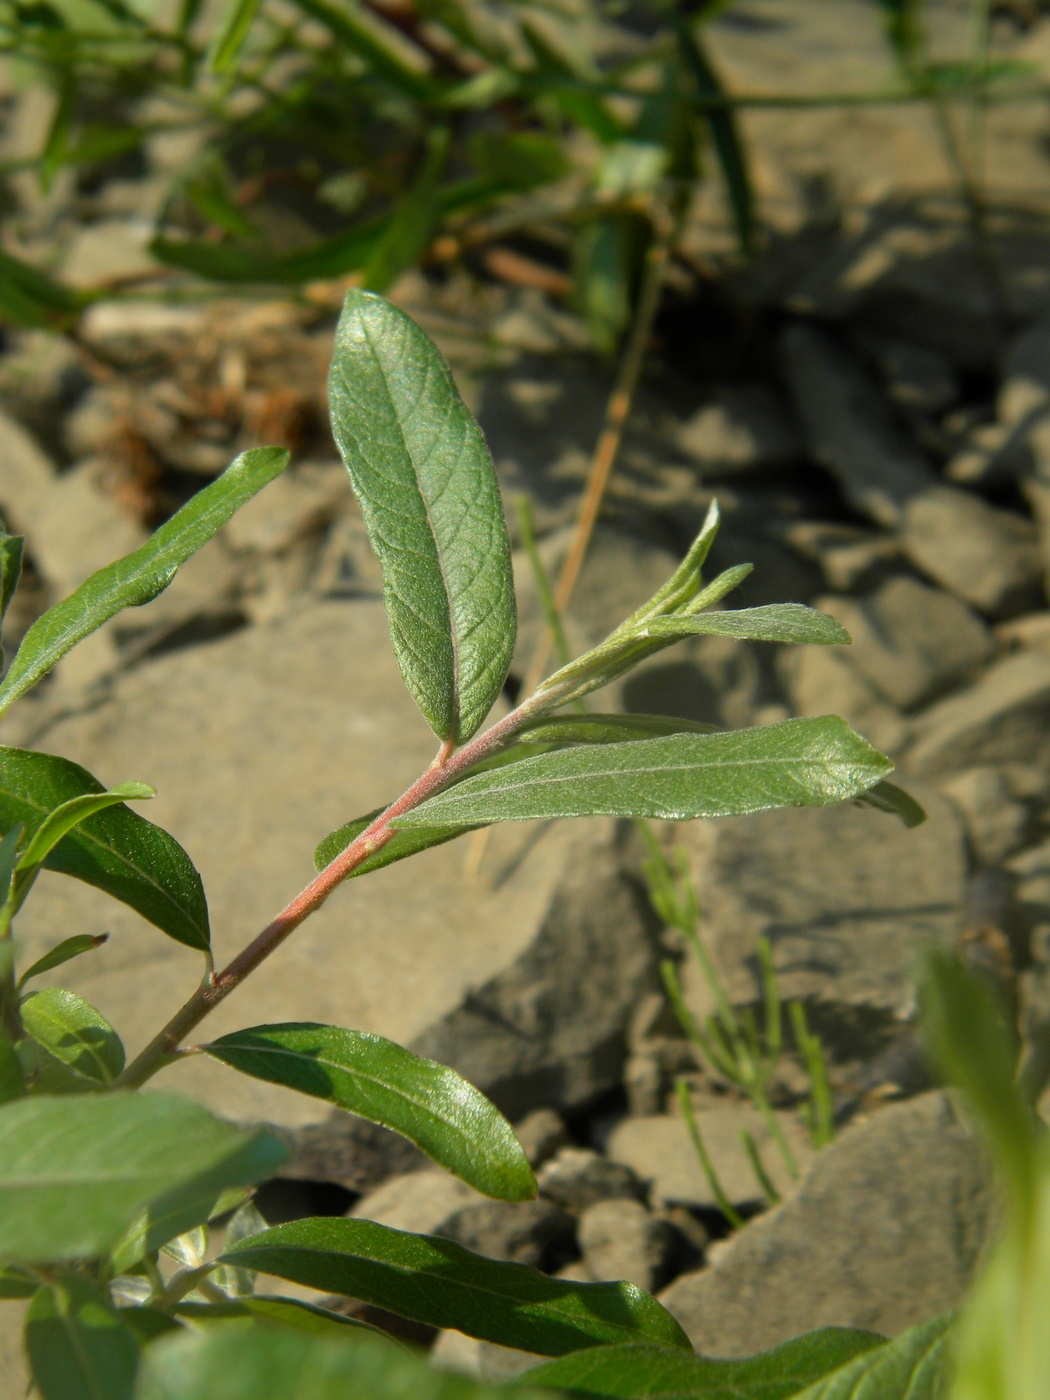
676;1078;743;1229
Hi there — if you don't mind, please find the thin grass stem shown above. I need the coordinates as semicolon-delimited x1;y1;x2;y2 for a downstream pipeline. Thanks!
676;1078;743;1230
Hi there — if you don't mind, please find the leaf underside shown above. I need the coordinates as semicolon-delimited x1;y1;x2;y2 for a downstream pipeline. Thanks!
221;1217;691;1356
328;291;516;743
397;717;893;827
0;1093;285;1261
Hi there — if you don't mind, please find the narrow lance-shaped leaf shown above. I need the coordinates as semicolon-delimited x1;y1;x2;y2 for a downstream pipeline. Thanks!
9;779;154;916
397;717;894;827
173;1295;390;1339
0;1024;25;1104
204;1023;536;1201
537;562;753;708
0;446;290;718
638;603;851;647
0;747;209;953
328;291;516;743
0;529;23;670
17;933;108;990
25;1272;140;1400
0;1092;286;1262
0;823;20;908
20;986;125;1089
221;1217;691;1356
207;0;263;71
518;1329;886;1398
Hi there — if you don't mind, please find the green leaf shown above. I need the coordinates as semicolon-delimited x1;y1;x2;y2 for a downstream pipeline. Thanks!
518;1329;886;1397
20;986;124;1089
790;1314;954;1399
328;291;516;743
638;604;851;647
207;0;263;71
361;128;450;293
203;1023;535;1201
220;1217;691;1356
0;530;23;669
397;718;894;827
292;0;435;99
26;1273;140;1400
138;1325;555;1400
0;823;21;906
0;1264;37;1297
920;950;1034;1215
17;933;108;990
0;1091;286;1261
677;19;754;256
0;246;88;331
517;714;720;745
174;1295;389;1339
10;780;154;914
0;446;290;718
0;747;209;953
854;780;928;828
0;1025;26;1103
313;805;475;877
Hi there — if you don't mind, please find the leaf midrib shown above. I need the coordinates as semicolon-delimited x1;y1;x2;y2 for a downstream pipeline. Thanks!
229;1239;666;1344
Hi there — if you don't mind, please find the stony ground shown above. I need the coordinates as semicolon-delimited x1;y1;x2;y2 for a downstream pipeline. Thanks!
4;0;1050;1385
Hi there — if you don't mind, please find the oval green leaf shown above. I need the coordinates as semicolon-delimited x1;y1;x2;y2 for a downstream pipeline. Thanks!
0;747;209;952
397;717;894;827
203;1023;535;1201
138;1325;556;1400
26;1273;140;1400
20;986;125;1088
0;1092;286;1262
0;446;290;719
220;1217;691;1356
518;1330;886;1398
328;291;516;743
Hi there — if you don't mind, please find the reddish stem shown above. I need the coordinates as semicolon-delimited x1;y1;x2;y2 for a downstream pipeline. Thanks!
113;700;542;1088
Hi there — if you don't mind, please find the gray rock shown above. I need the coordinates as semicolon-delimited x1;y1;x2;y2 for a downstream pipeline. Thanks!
1007;839;1050;940
430;1330;538;1382
901;486;1044;618
659;1091;994;1357
998;317;1050;478
675;385;802;477
514;1108;570;1168
818;577;994;711
537;1147;647;1213
779;324;936;527
907;652;1050;777
676;789;967;1024
997;612;1050;653
781;645;911;756
0;405;58;532
1023;477;1050;592
223;463;346;556
607;1108;815;1211
864;336;959;416
939;768;1031;865
12;599;577;1127
577;1198;676;1291
278;1115;426;1194
436;1199;576;1270
784;521;900;593
409;826;663;1121
350;1170;484;1235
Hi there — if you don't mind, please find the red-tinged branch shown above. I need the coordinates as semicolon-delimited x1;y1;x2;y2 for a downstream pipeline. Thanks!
113;693;561;1089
